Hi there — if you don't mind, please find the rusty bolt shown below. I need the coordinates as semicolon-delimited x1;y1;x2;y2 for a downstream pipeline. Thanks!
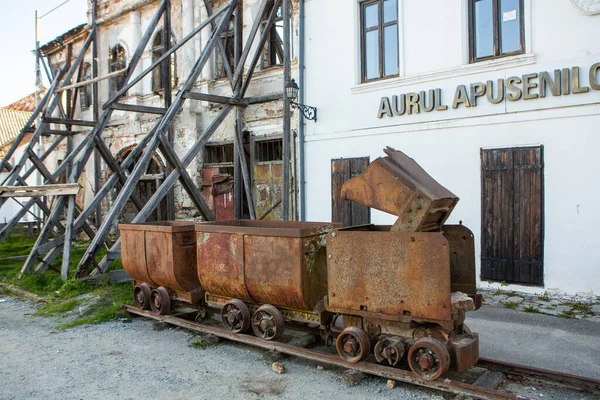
410;237;415;242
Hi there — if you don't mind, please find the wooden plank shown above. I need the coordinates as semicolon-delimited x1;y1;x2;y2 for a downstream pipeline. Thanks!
183;91;248;106
110;103;167;114
0;184;80;198
349;157;370;226
246;93;283;104
331;158;351;227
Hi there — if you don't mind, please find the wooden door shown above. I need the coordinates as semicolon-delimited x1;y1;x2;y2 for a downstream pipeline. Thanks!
481;146;544;285
331;157;370;227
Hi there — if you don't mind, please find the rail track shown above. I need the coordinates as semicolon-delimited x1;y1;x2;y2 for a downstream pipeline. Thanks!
124;305;600;400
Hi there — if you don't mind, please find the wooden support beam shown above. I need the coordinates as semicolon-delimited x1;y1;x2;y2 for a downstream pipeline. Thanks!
41;129;86;136
55;69;126;92
247;92;284;104
0;184;80;198
34;246;64;275
183;92;248;106
42;117;98;127
110;103;167;114
77;2;236;276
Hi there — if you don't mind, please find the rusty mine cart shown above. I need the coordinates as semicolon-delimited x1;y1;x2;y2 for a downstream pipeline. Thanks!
120;147;481;381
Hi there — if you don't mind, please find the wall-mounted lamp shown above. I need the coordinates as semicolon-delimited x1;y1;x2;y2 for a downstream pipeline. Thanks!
285;79;317;122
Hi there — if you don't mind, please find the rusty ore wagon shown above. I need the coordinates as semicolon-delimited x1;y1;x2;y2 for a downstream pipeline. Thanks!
120;147;481;381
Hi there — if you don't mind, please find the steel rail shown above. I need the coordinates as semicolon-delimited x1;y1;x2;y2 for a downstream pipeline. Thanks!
124;305;520;400
477;357;600;392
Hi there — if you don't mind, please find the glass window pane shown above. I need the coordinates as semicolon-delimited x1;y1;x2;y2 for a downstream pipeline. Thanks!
383;0;397;23
474;0;494;59
364;4;378;29
500;0;521;53
365;29;379;80
383;24;398;76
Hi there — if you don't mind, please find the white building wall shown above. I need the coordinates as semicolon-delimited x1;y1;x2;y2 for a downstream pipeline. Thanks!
303;0;600;295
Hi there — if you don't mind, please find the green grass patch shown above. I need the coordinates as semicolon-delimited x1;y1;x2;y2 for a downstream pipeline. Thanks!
537;291;550;302
523;306;539;313
36;298;83;317
504;301;518;309
1;231;132;330
189;337;211;350
564;301;592;315
559;310;577;319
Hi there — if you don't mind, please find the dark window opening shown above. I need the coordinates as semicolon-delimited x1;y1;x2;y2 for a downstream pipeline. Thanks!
204;143;235;165
80;63;92;110
214;17;235;80
255;139;282;163
360;0;398;83
261;0;292;69
469;0;524;63
109;44;127;96
152;29;177;92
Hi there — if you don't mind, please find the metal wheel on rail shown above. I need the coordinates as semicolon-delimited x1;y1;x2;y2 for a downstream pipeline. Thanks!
407;337;450;381
374;337;405;366
251;304;285;341
149;286;171;315
336;327;371;363
220;299;251;333
133;283;151;310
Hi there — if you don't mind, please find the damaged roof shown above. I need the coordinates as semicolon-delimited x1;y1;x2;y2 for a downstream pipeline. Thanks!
0;108;32;154
40;24;88;56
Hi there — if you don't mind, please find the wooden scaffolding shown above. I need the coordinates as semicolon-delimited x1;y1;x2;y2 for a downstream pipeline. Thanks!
0;0;293;281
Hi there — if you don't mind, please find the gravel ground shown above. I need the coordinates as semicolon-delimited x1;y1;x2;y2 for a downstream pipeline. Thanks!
0;297;444;400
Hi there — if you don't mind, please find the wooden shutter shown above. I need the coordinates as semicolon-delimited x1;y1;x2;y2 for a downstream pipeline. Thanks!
331;157;370;227
481;146;544;285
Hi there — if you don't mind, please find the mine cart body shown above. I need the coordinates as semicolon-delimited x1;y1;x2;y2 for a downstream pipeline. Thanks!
195;220;336;322
325;224;478;329
120;221;204;303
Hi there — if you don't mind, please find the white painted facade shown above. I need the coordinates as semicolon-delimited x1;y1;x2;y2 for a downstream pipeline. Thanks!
302;0;600;294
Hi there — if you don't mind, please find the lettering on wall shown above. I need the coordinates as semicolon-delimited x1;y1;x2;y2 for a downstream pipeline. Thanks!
377;63;600;118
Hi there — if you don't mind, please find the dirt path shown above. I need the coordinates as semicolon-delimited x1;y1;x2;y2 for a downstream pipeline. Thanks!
0;297;443;400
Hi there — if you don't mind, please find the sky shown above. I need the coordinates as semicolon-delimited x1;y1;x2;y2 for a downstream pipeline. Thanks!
0;0;88;107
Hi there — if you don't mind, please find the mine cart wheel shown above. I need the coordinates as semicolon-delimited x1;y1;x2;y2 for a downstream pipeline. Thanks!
374;337;405;366
220;299;251;333
336;327;371;363
133;283;151;310
150;287;171;315
251;304;285;341
407;337;450;381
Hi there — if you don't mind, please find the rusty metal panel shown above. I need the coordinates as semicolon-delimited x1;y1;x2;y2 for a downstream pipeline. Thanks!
340;147;458;232
196;231;253;302
146;229;198;292
253;163;282;220
120;222;200;292
244;233;328;310
196;220;335;311
443;225;477;295
327;229;452;322
121;228;151;283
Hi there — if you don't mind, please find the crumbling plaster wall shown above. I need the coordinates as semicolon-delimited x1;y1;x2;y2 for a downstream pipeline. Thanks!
43;0;299;221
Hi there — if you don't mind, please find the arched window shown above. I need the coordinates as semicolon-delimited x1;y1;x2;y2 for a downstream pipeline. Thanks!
152;29;177;92
80;62;92;110
109;44;127;96
261;0;292;69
